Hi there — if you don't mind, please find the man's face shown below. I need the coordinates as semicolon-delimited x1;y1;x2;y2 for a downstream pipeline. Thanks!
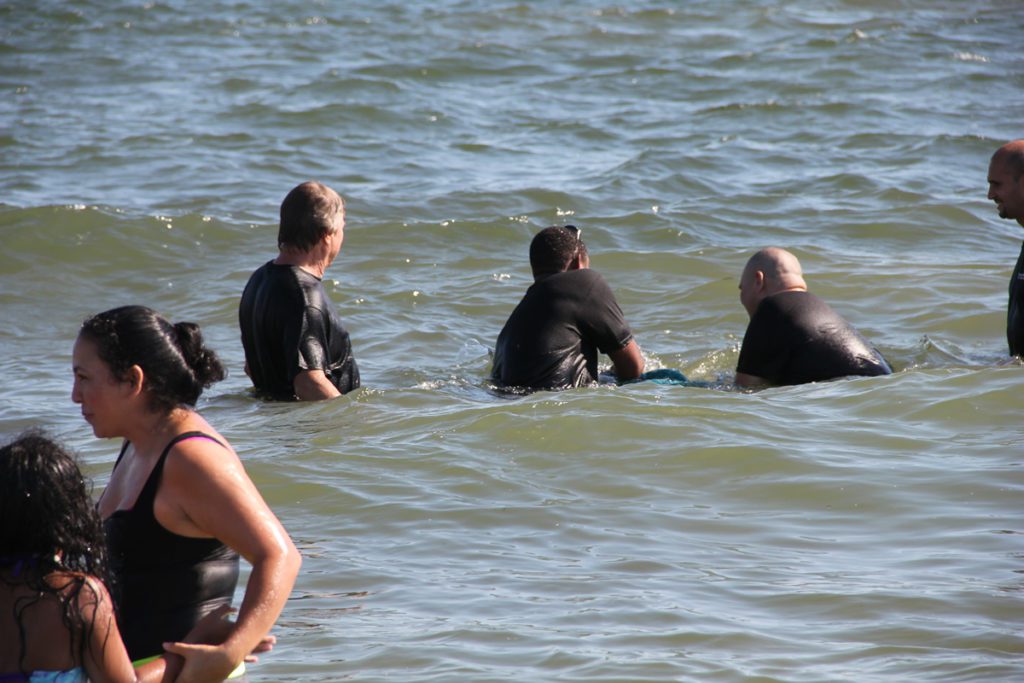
987;154;1024;224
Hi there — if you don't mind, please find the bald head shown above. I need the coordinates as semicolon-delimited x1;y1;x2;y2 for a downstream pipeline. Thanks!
992;140;1024;173
739;247;808;316
988;140;1024;227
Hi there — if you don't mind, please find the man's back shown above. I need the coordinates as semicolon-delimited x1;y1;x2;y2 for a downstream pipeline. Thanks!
239;261;359;399
736;290;890;386
491;269;633;391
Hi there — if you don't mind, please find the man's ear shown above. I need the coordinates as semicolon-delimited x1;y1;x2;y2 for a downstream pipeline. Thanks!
318;231;332;250
568;253;589;271
753;270;766;292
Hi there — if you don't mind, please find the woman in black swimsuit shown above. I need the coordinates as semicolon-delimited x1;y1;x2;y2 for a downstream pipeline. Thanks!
72;306;301;682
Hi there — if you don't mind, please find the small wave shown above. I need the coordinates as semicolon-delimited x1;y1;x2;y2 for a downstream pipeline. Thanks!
953;51;989;63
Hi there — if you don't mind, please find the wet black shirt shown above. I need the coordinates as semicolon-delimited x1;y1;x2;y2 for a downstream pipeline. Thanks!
491;269;634;390
239;261;359;399
736;290;891;386
1008;242;1024;356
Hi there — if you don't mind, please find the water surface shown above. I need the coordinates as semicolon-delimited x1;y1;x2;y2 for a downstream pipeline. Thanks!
2;1;1022;680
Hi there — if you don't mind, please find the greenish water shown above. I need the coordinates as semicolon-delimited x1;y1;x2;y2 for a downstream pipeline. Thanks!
1;1;1022;680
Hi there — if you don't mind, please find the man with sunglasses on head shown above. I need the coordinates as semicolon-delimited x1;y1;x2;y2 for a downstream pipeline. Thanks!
491;224;645;391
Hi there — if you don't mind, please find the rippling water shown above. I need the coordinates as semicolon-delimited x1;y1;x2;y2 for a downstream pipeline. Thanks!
2;1;1023;680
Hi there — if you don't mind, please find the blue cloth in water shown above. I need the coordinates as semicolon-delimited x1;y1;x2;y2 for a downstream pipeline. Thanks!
622;369;711;387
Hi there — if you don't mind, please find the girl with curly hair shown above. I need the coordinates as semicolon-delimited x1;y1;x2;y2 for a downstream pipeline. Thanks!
0;431;233;681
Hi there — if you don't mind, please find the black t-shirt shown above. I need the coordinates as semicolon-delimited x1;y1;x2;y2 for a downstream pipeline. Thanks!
736;290;891;386
239;261;360;399
1008;242;1024;356
491;268;634;390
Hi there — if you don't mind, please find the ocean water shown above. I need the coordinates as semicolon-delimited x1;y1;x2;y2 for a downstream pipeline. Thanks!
1;1;1023;681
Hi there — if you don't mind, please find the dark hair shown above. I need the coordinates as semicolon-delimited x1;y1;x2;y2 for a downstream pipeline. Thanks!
0;430;110;673
78;305;225;413
278;181;344;252
529;225;586;277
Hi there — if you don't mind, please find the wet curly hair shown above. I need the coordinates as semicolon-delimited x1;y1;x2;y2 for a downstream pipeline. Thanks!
529;224;587;278
0;430;110;673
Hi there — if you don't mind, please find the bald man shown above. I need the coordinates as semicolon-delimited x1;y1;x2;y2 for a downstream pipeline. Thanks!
987;140;1024;356
734;247;891;388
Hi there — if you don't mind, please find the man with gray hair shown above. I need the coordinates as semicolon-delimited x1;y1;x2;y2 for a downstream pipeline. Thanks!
239;181;360;400
986;140;1024;356
735;247;890;388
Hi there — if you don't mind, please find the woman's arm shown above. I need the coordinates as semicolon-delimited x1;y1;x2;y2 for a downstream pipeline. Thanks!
156;435;302;683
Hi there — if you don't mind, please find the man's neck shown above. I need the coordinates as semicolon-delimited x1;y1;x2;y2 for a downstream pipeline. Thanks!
275;251;326;278
532;258;588;283
775;284;807;294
